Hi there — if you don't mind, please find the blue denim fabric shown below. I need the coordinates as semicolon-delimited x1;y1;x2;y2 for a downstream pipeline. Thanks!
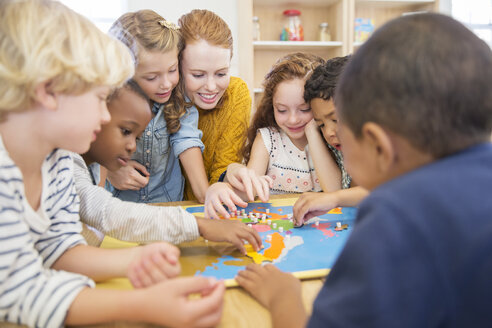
107;102;204;203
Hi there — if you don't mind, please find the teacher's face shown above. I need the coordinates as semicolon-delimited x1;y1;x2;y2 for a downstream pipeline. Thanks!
181;39;231;110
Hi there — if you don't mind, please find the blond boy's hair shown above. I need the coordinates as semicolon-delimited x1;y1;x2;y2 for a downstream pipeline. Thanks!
0;0;134;118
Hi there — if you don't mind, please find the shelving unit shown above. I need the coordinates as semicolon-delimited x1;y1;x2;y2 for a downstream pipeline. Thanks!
353;0;439;48
254;40;343;50
237;0;440;108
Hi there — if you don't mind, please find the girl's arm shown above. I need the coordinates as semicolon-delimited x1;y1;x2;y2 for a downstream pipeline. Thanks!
179;147;209;203
170;106;207;202
304;119;341;192
246;132;270;176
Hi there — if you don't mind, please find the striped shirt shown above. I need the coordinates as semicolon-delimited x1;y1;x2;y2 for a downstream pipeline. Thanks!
72;153;200;246
0;136;93;328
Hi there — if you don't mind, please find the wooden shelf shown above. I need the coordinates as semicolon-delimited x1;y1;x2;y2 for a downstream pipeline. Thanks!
237;0;440;108
253;41;343;50
356;0;435;8
253;0;340;6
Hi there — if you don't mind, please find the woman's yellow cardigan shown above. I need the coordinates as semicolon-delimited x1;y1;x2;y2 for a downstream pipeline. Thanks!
183;76;252;201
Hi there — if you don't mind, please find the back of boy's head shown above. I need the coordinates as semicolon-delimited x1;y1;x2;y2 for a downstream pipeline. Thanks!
242;52;325;163
109;9;182;66
304;56;350;104
336;13;492;158
0;0;134;120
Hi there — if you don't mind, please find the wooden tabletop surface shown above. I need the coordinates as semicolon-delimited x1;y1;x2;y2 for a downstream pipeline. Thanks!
2;194;326;328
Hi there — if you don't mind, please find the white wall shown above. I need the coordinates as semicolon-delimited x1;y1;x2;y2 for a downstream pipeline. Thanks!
126;0;240;76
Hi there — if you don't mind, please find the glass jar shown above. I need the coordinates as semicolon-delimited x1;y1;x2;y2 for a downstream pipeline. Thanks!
252;16;260;41
318;22;331;42
281;9;303;41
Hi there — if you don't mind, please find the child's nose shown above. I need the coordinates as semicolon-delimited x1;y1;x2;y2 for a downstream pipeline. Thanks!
288;113;299;124
159;79;172;90
127;139;137;153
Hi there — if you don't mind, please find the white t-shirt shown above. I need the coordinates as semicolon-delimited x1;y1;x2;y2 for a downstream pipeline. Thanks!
259;127;322;194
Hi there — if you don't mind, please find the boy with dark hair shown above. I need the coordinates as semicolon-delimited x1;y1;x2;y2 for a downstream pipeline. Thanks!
237;13;492;328
293;56;368;225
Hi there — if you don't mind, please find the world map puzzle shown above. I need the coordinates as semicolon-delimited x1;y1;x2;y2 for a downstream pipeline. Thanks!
97;198;357;289
180;198;357;287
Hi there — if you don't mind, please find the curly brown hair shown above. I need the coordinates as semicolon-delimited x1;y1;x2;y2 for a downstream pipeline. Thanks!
242;52;325;163
304;55;350;104
109;10;187;133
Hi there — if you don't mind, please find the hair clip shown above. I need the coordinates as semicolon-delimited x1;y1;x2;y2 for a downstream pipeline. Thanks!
158;20;179;30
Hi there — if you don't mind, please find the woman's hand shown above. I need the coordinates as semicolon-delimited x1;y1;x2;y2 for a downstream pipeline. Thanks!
204;182;248;219
225;163;273;202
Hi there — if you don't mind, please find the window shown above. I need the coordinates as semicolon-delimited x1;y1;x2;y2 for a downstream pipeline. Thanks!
451;0;492;47
58;0;126;32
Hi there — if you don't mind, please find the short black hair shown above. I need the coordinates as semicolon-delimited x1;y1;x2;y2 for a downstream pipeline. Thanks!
304;55;350;104
107;79;148;105
336;13;492;158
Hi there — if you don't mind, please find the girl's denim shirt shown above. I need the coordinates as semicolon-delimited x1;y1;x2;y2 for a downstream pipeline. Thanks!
108;102;204;203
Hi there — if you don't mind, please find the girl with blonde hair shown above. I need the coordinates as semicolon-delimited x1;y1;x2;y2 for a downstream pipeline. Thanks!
106;10;207;203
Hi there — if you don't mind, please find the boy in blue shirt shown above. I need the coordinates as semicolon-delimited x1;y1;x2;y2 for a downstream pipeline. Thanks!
236;13;492;327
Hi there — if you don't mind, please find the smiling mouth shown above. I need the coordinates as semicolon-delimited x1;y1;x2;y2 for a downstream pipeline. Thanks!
288;126;304;132
198;93;218;103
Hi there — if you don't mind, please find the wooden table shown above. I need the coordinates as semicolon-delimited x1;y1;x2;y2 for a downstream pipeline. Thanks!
1;194;325;328
164;194;324;327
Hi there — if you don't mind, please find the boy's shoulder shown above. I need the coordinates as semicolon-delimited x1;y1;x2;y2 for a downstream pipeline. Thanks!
362;143;492;227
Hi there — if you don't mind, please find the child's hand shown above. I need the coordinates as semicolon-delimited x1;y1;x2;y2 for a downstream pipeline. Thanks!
304;118;321;139
236;264;302;310
140;276;225;327
204;182;248;219
196;217;263;254
293;192;338;226
107;160;149;190
226;163;273;202
128;242;181;288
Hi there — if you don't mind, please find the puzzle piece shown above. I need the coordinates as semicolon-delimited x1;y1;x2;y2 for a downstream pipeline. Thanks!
334;223;349;231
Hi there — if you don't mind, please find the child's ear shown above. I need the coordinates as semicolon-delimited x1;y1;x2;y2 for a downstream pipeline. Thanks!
33;81;57;111
361;122;396;174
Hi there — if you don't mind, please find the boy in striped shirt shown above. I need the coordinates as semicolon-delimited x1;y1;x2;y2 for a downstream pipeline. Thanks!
0;0;225;327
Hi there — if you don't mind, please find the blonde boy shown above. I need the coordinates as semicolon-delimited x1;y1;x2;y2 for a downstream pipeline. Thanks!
0;1;223;327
